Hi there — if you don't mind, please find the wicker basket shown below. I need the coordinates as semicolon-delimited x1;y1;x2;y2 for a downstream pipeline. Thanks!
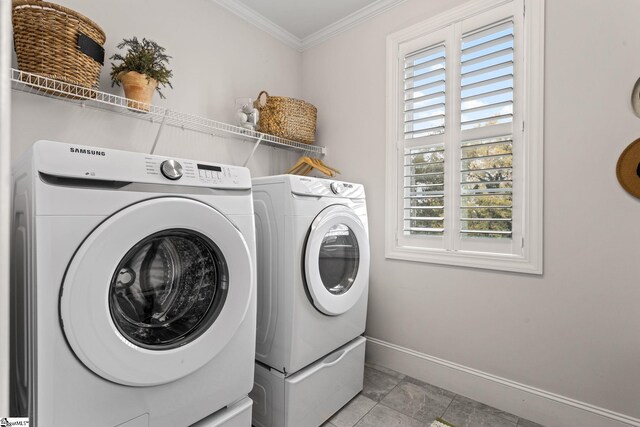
254;91;317;145
12;0;106;95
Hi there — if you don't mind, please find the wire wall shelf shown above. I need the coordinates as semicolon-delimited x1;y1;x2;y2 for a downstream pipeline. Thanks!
10;68;326;158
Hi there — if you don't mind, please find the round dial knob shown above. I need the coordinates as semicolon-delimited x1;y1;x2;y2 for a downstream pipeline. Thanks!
330;182;342;194
160;160;183;180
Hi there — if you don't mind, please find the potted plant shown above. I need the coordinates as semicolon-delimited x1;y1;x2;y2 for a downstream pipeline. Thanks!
110;37;173;111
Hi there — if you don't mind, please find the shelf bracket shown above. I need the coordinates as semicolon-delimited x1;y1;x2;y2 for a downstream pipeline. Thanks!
243;135;264;167
150;110;169;155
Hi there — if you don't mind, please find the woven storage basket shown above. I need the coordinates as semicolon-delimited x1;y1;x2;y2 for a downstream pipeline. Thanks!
12;0;106;95
254;91;317;145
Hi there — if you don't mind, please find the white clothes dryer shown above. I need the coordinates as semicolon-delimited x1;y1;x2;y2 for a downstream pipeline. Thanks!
250;175;369;427
10;141;256;427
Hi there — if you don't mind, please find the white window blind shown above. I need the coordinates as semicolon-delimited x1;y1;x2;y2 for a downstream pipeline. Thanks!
460;20;514;130
403;144;445;235
403;43;446;139
460;136;513;238
402;41;446;236
459;20;514;239
402;18;516;242
386;0;544;274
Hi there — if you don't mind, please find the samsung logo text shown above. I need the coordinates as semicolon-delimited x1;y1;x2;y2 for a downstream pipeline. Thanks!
70;147;106;156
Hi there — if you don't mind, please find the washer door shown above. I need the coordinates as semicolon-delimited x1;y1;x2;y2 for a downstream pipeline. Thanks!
304;205;369;316
59;197;253;386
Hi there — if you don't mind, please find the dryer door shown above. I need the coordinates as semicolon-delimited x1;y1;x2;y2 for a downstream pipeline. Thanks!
304;205;369;316
59;197;253;386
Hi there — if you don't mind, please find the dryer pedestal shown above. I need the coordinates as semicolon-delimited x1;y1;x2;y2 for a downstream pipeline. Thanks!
190;397;253;427
250;336;366;427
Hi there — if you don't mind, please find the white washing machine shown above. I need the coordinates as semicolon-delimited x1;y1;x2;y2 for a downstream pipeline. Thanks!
10;140;256;427
250;175;369;427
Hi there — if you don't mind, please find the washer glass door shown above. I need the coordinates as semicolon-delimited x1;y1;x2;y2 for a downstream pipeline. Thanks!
110;229;227;350
304;205;369;316
60;197;252;387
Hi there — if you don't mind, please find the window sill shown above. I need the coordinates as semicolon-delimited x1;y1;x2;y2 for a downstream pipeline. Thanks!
385;244;542;275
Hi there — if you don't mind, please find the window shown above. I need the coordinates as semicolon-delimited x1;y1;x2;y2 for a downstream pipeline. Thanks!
385;0;543;273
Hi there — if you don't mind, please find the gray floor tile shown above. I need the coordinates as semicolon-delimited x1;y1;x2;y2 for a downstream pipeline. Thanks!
442;395;518;427
450;395;518;424
355;404;429;427
334;364;540;427
402;375;432;387
362;366;404;402
380;380;455;423
329;395;377;427
517;418;545;427
365;362;406;380
402;375;458;399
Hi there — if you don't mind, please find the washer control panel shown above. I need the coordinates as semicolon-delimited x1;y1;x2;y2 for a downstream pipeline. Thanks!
196;163;226;185
161;160;183;180
143;157;244;187
35;141;251;190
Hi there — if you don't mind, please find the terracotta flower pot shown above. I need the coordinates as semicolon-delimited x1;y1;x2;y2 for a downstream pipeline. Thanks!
118;71;158;112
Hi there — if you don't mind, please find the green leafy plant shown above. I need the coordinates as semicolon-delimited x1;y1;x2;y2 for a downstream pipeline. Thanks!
110;37;173;98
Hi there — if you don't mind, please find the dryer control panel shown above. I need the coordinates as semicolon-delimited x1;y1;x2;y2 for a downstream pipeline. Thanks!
33;140;251;190
290;175;365;199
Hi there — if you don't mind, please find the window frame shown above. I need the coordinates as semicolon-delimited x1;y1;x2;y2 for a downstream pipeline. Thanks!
385;0;544;274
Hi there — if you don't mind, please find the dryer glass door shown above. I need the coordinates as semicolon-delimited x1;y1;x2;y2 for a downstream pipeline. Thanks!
304;205;370;316
318;223;360;296
60;197;252;387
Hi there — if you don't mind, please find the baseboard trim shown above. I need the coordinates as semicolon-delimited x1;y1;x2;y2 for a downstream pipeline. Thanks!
365;336;640;427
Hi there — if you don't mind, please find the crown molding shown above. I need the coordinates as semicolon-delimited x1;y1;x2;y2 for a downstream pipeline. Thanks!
213;0;303;51
302;0;407;50
213;0;407;52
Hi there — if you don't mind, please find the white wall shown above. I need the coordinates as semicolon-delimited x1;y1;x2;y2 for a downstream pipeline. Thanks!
302;0;640;424
11;0;302;174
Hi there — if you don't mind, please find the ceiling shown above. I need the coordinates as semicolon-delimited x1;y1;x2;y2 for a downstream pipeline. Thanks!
215;0;406;50
235;0;378;39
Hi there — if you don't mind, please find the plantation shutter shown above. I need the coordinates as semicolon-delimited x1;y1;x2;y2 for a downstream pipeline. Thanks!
403;144;445;235
403;43;446;140
387;0;541;272
394;0;524;258
459;19;515;240
402;40;447;238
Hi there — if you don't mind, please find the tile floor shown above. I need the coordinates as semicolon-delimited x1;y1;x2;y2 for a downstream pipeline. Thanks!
323;363;545;427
